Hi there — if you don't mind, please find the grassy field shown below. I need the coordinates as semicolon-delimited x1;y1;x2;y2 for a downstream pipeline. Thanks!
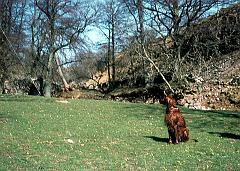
0;95;239;170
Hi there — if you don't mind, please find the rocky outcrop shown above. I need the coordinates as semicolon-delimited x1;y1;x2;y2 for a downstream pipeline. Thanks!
179;80;240;111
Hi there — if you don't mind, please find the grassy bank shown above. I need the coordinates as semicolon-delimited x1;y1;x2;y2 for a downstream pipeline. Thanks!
0;95;239;170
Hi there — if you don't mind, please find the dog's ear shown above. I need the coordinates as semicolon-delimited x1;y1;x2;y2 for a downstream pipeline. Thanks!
159;90;168;104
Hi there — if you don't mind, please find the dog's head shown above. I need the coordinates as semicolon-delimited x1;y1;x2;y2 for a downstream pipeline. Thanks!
162;95;177;108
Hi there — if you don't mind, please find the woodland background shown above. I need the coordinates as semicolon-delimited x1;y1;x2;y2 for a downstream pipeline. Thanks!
0;0;239;110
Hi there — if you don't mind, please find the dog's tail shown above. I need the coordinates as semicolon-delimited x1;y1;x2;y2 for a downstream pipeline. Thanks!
182;128;198;143
182;128;189;142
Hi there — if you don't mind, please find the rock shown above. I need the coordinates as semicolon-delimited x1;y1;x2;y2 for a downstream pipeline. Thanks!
228;95;240;105
230;76;240;85
179;80;240;111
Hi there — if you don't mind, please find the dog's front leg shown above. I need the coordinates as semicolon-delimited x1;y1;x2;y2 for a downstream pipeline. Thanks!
168;128;173;144
174;125;179;144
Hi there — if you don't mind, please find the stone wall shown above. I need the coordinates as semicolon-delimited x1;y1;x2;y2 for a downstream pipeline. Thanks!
178;80;240;111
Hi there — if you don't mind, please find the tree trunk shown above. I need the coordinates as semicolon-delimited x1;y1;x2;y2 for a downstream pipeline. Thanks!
137;0;144;45
111;14;115;85
130;53;135;87
173;45;181;81
137;0;146;84
44;51;54;97
107;25;111;83
1;77;6;94
56;55;70;91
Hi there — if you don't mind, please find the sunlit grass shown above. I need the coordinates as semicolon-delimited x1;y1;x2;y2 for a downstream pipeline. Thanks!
0;95;239;170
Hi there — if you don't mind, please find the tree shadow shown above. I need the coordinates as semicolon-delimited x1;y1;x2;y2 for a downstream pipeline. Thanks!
0;113;16;124
144;136;168;143
202;110;240;119
123;103;165;121
180;107;240;132
208;132;240;140
0;95;54;103
0;108;25;123
181;107;240;119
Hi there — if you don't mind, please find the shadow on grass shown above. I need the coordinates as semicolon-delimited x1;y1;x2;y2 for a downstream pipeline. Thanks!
203;110;240;118
126;103;240;121
123;103;165;120
0;95;54;103
179;107;240;132
182;107;240;119
144;136;199;144
208;132;240;140
0;113;17;123
144;136;168;143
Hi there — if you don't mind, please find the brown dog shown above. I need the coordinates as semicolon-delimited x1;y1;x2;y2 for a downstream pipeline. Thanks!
163;95;189;144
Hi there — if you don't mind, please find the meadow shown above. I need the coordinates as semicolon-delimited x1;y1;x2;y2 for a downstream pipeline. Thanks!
0;95;239;170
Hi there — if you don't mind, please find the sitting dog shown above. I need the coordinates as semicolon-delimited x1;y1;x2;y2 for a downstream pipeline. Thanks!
163;95;189;144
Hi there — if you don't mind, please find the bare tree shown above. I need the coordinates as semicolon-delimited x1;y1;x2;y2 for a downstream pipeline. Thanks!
122;0;174;92
145;0;222;82
123;0;146;82
97;0;130;88
34;0;97;97
0;0;27;93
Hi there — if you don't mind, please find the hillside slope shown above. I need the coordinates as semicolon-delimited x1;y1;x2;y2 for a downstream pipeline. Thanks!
79;4;240;111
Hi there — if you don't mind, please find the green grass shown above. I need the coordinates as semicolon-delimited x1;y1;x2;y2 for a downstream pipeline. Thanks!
0;95;239;170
